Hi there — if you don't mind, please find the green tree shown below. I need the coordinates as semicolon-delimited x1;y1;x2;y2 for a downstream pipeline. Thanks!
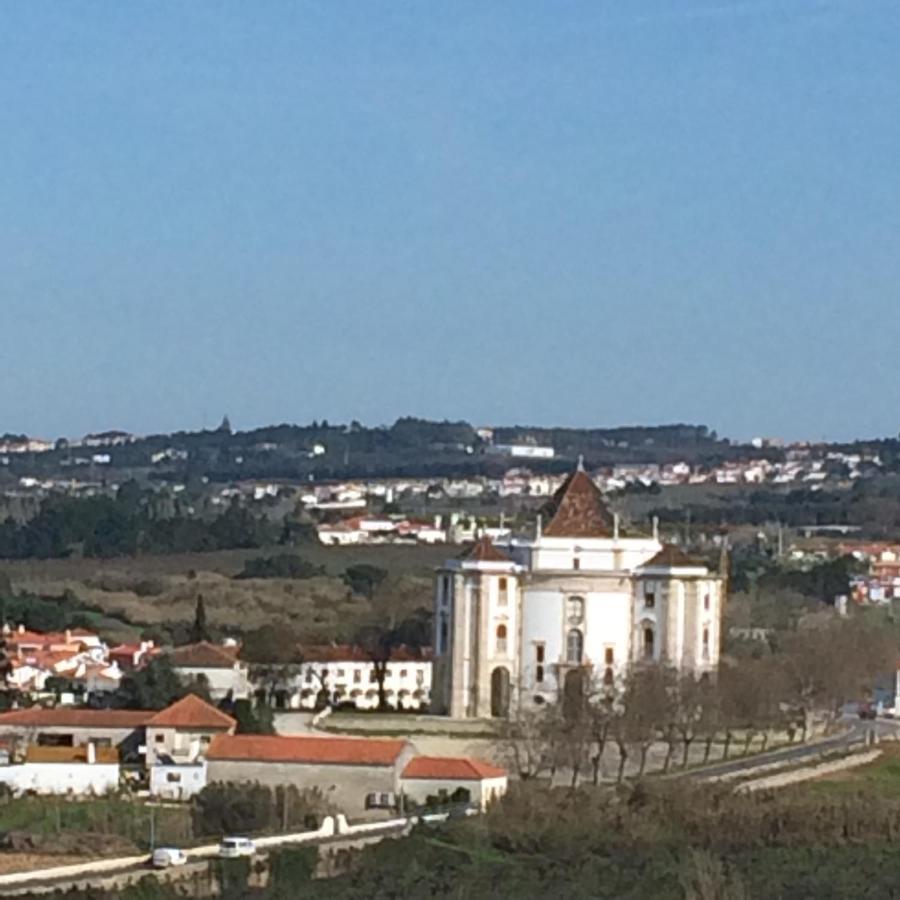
189;595;210;644
114;657;189;710
232;698;275;734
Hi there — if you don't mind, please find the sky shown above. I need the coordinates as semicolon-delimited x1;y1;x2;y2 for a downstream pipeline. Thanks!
2;0;899;443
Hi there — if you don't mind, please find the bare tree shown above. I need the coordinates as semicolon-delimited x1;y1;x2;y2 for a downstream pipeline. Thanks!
495;705;557;781
615;664;675;778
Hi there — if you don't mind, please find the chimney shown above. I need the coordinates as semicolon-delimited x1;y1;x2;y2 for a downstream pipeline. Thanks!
87;742;96;765
652;516;660;542
613;513;620;541
536;514;543;540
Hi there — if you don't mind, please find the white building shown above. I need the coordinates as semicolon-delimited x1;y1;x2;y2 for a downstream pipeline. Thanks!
432;463;725;719
0;744;120;797
275;646;432;712
168;642;252;701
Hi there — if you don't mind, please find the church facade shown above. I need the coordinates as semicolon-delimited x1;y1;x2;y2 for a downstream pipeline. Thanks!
431;465;725;719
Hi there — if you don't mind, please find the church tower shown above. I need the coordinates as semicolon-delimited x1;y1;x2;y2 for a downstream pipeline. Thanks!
432;537;523;718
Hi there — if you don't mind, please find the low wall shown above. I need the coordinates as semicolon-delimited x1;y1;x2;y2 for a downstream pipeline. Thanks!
736;749;882;793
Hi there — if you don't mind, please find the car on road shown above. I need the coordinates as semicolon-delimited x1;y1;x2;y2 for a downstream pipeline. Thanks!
218;837;256;858
151;847;187;868
858;703;877;720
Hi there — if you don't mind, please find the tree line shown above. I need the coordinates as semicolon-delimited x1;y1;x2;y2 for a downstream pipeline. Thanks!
0;489;282;560
500;613;896;786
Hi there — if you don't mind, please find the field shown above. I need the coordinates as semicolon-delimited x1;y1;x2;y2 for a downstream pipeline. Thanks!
806;743;900;796
0;543;449;644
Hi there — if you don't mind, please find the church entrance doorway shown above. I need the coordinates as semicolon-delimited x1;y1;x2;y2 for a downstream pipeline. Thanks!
490;666;511;717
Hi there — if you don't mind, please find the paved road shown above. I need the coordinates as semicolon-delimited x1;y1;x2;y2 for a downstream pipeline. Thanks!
692;716;898;782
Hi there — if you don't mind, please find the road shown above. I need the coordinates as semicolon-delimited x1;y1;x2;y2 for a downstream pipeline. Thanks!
692;716;899;782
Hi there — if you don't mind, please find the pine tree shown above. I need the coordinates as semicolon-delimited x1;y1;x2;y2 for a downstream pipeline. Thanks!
190;595;210;644
0;599;10;689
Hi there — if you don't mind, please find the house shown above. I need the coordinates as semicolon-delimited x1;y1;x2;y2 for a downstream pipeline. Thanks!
145;694;236;766
109;640;159;672
400;756;508;811
0;708;150;759
0;694;232;769
0;744;120;797
168;642;252;701
150;759;208;801
280;645;432;712
206;734;415;818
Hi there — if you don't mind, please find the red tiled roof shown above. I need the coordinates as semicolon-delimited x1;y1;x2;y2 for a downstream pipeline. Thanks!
0;708;152;729
457;536;511;563
146;694;236;730
207;734;409;767
642;545;705;568
168;642;239;669
541;468;613;538
299;644;433;663
402;756;507;780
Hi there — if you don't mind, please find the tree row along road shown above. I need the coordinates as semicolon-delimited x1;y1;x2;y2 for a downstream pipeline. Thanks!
690;718;892;781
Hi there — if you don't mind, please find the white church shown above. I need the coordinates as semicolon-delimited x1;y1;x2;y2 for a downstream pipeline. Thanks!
431;463;725;719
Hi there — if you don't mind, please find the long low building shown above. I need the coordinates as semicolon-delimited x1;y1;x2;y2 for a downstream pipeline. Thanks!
0;695;235;766
0;745;121;796
206;734;508;817
207;734;415;818
401;756;508;811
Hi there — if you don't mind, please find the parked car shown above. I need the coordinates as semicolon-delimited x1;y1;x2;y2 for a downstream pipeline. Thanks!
218;837;256;858
151;847;187;868
858;703;877;720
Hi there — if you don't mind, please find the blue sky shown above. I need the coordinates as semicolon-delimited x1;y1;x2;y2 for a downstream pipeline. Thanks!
2;1;898;442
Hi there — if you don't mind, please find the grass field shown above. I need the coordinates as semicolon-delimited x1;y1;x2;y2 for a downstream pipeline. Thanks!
803;743;900;796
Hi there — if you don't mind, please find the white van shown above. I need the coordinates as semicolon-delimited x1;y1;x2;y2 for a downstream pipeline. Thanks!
218;837;256;858
151;847;187;868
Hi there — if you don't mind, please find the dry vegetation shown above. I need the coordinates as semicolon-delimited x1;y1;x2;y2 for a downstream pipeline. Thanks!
0;544;448;643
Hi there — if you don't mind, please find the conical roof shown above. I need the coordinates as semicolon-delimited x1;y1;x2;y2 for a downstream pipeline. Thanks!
541;468;613;538
457;535;511;563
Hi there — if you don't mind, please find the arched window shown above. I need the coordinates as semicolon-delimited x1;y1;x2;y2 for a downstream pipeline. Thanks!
603;667;614;686
702;627;710;660
496;624;508;654
704;593;711;611
566;628;584;664
643;626;655;660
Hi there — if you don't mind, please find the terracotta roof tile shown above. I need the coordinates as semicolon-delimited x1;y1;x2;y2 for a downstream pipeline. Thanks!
146;694;236;730
0;708;152;729
207;734;409;767
402;756;507;780
168;642;239;669
299;644;432;663
642;544;705;568
541;469;613;538
457;536;511;562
